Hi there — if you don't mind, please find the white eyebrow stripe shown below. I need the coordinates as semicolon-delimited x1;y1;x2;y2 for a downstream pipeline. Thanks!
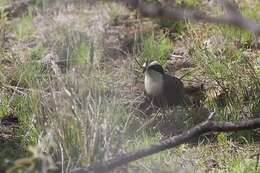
149;60;160;66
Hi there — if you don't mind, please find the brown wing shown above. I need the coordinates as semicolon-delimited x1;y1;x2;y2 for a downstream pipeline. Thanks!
163;74;185;106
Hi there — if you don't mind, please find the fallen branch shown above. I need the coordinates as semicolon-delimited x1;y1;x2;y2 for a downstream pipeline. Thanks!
0;0;33;18
120;0;260;36
70;117;260;173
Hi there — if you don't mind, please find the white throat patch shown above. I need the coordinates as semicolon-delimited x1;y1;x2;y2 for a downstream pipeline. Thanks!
144;70;164;96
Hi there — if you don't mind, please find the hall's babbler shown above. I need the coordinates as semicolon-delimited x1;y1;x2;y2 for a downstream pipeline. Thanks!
143;60;185;107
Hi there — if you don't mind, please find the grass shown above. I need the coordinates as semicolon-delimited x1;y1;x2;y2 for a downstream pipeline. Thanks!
188;29;260;122
176;0;202;7
0;0;9;6
15;7;35;41
127;135;260;173
135;31;173;67
0;137;27;172
220;25;255;47
0;1;260;173
105;2;129;25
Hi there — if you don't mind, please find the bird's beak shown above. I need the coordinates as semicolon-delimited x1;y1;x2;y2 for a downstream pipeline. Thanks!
142;60;148;73
142;66;146;73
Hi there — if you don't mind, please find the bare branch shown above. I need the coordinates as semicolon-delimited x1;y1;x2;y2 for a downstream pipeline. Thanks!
120;0;260;36
70;117;260;173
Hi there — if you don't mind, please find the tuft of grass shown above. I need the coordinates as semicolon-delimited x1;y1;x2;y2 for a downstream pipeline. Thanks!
0;96;9;119
105;2;128;25
6;135;56;173
135;31;173;67
0;10;9;47
0;0;9;6
219;25;255;47
176;0;202;7
35;69;129;169
188;30;260;122
46;26;94;72
14;6;35;41
12;94;39;145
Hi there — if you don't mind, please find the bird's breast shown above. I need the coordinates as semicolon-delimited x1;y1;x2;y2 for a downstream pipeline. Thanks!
144;72;164;96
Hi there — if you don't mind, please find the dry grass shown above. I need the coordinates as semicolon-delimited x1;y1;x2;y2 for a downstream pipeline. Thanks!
0;1;260;173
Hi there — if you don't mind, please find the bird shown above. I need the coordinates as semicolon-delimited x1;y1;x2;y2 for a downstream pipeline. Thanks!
143;60;185;107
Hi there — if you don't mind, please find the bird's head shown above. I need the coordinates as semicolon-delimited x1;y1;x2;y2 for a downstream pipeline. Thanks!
142;60;164;75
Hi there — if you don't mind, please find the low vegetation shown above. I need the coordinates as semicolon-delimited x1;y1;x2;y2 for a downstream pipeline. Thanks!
0;0;259;173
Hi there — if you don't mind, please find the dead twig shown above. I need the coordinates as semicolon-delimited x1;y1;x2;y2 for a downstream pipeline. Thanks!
70;116;260;173
250;152;260;171
120;0;260;36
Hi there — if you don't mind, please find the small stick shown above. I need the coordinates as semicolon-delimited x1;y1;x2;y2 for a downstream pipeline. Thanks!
250;152;260;170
